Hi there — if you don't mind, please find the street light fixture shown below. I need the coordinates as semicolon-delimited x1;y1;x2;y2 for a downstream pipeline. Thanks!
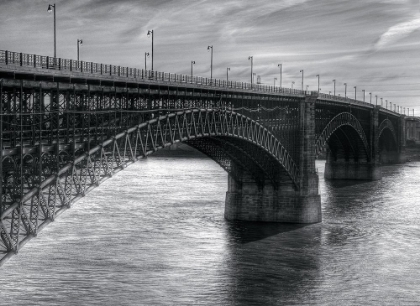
300;69;304;91
191;60;196;78
207;45;213;80
375;95;378;106
227;67;230;83
248;56;253;86
354;86;357;101
369;92;372;104
147;30;154;70
362;89;365;102
278;64;282;88
144;52;149;70
344;83;347;99
77;39;83;61
47;3;56;58
316;74;320;93
333;79;336;96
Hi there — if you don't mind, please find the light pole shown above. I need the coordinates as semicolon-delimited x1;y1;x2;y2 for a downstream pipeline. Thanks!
369;92;372;104
77;39;83;61
207;45;213;80
274;77;277;87
191;60;195;78
386;100;388;109
278;64;282;88
375;95;378;106
248;56;253;86
316;74;320;93
147;30;154;70
227;67;230;83
354;86;356;100
344;83;347;99
291;81;295;89
333;79;336;96
381;98;383;106
362;89;365;102
144;52;149;70
300;69;304;91
47;3;56;58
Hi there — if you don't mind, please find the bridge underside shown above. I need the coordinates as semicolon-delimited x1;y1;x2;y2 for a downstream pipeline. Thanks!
186;137;321;223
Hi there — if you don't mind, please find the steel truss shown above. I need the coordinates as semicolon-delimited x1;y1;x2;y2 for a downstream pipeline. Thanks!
315;112;370;159
0;107;297;264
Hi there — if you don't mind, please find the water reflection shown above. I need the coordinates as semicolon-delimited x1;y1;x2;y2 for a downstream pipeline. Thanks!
224;221;322;305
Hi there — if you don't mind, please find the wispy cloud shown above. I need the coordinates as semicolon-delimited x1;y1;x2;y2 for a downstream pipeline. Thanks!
374;13;420;50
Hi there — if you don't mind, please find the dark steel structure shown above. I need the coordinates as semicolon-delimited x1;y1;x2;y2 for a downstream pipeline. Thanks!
0;50;406;266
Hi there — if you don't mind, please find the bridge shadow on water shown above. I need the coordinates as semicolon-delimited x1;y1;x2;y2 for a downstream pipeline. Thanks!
222;221;322;304
225;220;311;244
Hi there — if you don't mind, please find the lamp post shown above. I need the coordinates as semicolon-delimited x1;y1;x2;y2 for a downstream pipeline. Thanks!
344;83;347;99
333;79;336;96
354;86;356;101
300;69;304;91
274;77;277;87
47;3;56;58
77;39;83;61
381;98;383;106
144;52;149;70
147;30;154;70
191;60;195;79
207;45;213;80
291;81;295;89
227;67;230;83
278;64;282;88
375;95;378;106
369;92;372;104
386;100;388;109
248;56;253;86
316;74;320;93
362;89;365;102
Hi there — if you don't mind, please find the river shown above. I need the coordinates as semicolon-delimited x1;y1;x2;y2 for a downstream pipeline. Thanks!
0;157;419;305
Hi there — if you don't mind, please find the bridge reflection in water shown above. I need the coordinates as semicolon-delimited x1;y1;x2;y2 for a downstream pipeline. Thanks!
0;50;406;265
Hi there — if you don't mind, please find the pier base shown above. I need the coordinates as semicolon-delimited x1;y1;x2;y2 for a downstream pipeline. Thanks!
324;161;381;180
224;176;321;223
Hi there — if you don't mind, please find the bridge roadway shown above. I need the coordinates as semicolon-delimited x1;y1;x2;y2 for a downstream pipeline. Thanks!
0;50;407;265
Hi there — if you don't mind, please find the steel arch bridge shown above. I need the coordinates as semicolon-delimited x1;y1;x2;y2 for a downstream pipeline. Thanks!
0;50;407;265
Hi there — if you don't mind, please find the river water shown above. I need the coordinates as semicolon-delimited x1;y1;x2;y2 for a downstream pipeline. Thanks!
1;156;420;305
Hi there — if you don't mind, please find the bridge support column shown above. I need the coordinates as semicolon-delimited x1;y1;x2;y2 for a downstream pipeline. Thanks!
324;161;381;180
224;94;321;223
224;175;321;223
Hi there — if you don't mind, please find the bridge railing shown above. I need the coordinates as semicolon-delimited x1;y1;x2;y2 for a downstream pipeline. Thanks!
0;49;306;96
318;92;403;115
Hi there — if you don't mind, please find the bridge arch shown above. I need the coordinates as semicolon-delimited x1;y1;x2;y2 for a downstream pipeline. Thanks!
0;109;298;257
315;112;370;162
378;119;399;163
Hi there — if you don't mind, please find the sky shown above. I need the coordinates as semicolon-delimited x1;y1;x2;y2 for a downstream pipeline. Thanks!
0;0;419;113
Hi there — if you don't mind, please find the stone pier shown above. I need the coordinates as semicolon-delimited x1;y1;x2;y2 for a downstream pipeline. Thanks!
224;94;322;223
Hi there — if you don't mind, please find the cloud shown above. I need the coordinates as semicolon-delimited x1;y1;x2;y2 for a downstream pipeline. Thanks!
374;13;420;50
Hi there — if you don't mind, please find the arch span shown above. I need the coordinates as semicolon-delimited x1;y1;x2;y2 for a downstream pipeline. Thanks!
378;119;399;163
315;112;370;162
0;108;297;263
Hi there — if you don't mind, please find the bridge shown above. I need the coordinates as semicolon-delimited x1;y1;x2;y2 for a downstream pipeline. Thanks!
0;50;407;265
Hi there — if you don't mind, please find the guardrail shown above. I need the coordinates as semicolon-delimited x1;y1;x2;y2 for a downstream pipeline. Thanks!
0;50;406;115
0;49;307;95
